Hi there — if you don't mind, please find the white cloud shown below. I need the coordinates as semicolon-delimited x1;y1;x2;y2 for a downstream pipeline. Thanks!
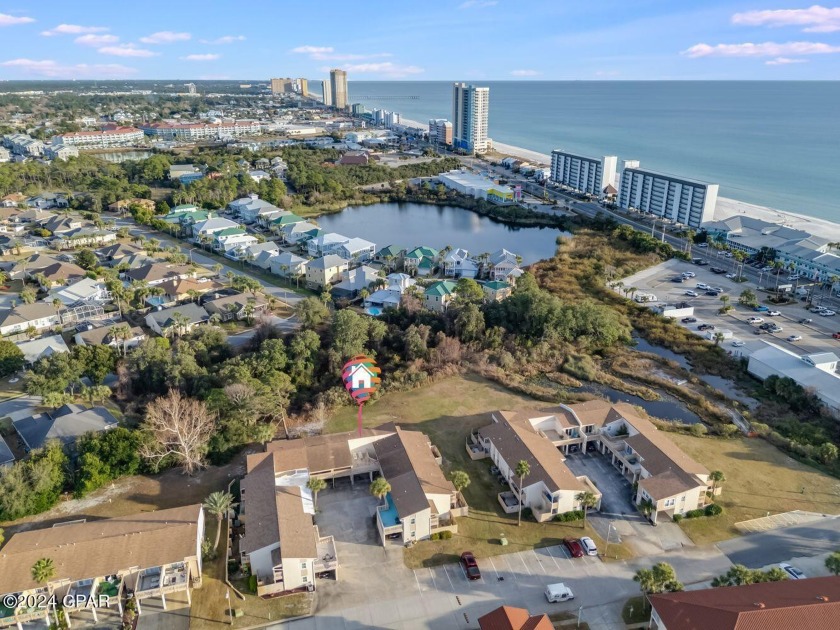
42;24;107;36
510;69;540;76
75;34;119;46
336;62;424;77
98;44;159;58
683;41;840;58
312;51;392;61
139;31;191;44
732;6;840;33
181;53;220;61
766;56;809;65
0;58;136;78
199;35;246;45
290;45;334;54
0;12;34;26
458;0;498;8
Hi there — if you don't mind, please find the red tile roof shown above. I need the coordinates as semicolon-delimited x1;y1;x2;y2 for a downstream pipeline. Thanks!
650;576;840;630
478;605;553;630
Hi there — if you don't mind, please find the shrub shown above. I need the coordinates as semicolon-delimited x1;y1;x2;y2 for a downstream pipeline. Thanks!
430;533;441;541
521;507;533;520
672;514;683;523
248;574;257;594
440;530;453;540
554;510;585;522
228;560;239;574
705;503;723;516
685;509;705;519
689;424;708;438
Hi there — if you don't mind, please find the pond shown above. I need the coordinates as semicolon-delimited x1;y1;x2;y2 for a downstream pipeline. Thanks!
315;202;567;265
575;383;702;425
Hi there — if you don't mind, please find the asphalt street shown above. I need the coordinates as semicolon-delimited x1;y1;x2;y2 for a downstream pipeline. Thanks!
717;517;840;568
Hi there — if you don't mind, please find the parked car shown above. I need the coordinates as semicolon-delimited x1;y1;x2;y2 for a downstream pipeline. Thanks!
779;563;806;580
460;552;481;580
788;274;801;281
833;332;840;340
545;583;575;603
712;287;725;293
580;536;598;556
696;283;710;290
754;306;770;312
821;310;836;316
768;310;782;316
697;260;709;266
747;317;764;324
698;324;716;331
672;277;686;283
725;273;736;279
681;316;697;323
682;271;696;278
684;290;698;297
810;306;826;313
731;340;746;347
563;538;584;558
705;290;720;297
799;318;813;324
760;323;772;330
697;243;708;248
710;267;726;274
769;325;783;333
787;335;803;342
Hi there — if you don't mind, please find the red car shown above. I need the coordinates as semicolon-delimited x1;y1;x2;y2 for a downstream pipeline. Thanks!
460;551;481;580
833;332;840;340
563;538;584;558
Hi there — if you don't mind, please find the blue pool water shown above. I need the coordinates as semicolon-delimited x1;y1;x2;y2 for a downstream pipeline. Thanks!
366;307;383;316
379;493;400;527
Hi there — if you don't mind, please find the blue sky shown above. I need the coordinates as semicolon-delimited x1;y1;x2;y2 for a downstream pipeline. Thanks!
1;1;840;80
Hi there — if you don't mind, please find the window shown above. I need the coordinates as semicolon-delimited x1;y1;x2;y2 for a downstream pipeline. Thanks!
664;498;675;507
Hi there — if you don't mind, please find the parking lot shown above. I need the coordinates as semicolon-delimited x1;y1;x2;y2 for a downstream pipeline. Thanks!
621;258;839;359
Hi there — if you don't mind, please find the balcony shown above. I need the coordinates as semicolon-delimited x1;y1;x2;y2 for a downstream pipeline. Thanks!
498;491;520;514
135;567;162;595
160;563;189;593
314;534;338;573
465;433;488;460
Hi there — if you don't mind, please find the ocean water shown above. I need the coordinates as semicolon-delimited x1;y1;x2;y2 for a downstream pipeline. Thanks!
348;81;840;222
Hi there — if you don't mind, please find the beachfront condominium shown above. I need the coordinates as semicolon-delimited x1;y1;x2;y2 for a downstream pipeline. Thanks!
322;79;332;107
330;69;349;110
429;119;453;148
452;83;489;154
618;160;719;228
298;78;309;98
270;78;294;94
550;150;618;198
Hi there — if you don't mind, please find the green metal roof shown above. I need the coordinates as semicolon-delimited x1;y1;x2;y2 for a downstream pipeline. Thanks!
483;281;511;290
417;257;434;269
271;213;304;226
215;227;246;237
424;280;457;297
406;246;439;259
377;245;404;257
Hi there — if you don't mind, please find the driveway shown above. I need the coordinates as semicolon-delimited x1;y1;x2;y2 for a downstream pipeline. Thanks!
0;394;41;420
563;452;693;555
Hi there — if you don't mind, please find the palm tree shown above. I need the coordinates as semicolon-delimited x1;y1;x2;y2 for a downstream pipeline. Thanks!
203;491;238;552
51;298;63;325
243;301;256;324
31;557;56;584
713;332;725;346
709;470;726;496
370;477;391;504
773;261;785;297
170;312;191;337
575;490;599;530
359;288;370;303
320;290;332;306
0;269;8;287
307;477;327;512
515;460;530;526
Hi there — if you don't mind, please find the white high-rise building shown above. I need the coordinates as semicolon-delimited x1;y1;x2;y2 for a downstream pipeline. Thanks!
618;161;719;228
329;69;348;110
322;80;332;107
550;150;617;197
384;111;401;128
451;83;489;154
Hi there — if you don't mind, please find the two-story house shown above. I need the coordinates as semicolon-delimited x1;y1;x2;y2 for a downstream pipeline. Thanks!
305;255;349;290
423;280;457;313
442;248;479;279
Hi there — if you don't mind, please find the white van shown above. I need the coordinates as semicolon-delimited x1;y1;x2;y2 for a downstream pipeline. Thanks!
580;536;598;556
545;583;575;603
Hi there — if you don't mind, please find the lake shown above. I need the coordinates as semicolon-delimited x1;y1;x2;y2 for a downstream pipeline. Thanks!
314;202;565;264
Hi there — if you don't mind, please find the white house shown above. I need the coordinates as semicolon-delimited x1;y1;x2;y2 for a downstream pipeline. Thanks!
228;195;283;225
0;303;60;336
336;237;376;263
488;249;522;282
15;335;69;364
280;221;320;244
193;217;241;243
248;170;271;183
442;248;478;279
269;252;308;278
307;232;350;258
49;278;112;306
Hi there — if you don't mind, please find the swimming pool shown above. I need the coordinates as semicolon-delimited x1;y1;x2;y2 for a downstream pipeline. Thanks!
365;307;382;316
378;492;400;527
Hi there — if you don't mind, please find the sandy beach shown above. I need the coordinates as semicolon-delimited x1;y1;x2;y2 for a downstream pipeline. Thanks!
395;118;840;240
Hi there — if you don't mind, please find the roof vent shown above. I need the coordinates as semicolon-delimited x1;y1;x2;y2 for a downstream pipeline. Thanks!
816;595;830;602
753;602;765;609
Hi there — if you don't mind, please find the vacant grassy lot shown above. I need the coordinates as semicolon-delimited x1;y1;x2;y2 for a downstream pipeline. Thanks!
669;432;840;545
331;374;632;566
191;521;312;630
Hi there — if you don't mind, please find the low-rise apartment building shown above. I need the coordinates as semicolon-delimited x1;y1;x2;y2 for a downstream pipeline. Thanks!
470;400;710;524
51;127;144;148
0;505;204;628
139;120;262;141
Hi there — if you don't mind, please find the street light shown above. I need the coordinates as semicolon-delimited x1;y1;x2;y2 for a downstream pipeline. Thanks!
188;247;196;264
604;521;617;558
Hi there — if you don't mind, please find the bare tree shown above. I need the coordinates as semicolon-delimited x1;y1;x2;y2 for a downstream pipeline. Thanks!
140;390;215;475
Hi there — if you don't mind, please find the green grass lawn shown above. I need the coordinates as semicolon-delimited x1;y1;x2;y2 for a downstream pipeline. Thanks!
621;596;650;624
191;521;311;630
669;432;840;545
330;374;633;567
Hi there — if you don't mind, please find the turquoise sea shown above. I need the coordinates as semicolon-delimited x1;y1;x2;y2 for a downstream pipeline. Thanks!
348;81;840;222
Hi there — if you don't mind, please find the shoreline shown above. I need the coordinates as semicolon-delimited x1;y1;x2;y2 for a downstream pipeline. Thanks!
394;117;840;241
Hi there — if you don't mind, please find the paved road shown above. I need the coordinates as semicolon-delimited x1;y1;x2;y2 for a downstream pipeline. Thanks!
717;516;840;568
